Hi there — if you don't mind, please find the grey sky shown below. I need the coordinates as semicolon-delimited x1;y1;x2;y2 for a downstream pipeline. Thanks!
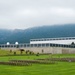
0;0;75;29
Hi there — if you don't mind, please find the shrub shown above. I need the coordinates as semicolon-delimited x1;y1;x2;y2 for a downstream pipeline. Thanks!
36;52;39;56
10;49;12;53
14;52;16;55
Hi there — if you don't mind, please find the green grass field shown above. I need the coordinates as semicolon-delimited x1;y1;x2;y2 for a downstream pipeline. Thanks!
0;50;75;75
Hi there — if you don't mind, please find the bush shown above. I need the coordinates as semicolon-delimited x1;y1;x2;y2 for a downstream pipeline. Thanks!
36;52;39;56
14;52;16;55
10;50;12;53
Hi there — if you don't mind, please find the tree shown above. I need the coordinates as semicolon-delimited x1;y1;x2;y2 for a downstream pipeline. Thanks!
71;42;75;45
19;49;24;54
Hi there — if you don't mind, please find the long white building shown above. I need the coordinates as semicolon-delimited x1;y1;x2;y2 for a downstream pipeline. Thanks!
30;37;75;44
0;37;75;54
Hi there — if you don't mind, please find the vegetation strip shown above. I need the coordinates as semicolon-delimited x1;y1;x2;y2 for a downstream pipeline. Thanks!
0;61;31;66
10;60;55;64
37;58;75;62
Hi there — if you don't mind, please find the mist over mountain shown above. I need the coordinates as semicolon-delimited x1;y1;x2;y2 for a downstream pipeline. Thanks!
0;24;75;44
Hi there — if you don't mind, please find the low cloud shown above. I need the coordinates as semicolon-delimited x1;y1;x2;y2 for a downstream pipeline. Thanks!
0;0;75;29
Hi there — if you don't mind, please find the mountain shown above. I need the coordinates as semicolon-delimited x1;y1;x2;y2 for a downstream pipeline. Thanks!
0;24;75;44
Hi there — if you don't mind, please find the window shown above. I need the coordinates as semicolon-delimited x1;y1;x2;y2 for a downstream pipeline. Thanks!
38;44;41;47
11;45;14;47
34;44;37;47
61;44;64;47
0;45;1;47
44;39;46;41
42;44;45;47
26;44;30;47
24;44;26;47
66;45;69;48
46;43;49;47
53;44;56;47
55;44;58;47
73;46;75;48
13;45;16;47
50;44;56;47
46;39;49;41
16;45;19;48
50;44;53;47
19;44;23;47
5;45;7;47
63;45;66;47
30;44;34;47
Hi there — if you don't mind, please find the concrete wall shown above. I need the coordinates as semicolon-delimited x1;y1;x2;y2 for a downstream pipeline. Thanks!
1;46;75;54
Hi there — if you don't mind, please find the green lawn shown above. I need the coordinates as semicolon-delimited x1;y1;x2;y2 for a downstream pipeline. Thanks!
0;49;75;75
0;62;75;75
0;55;50;61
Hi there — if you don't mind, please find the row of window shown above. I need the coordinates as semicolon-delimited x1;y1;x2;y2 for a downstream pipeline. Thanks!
0;43;75;48
30;38;75;42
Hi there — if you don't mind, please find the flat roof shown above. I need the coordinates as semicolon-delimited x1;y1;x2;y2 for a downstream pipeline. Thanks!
30;37;75;41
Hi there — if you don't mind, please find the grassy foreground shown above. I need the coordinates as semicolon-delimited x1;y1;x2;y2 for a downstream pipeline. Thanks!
0;62;75;75
0;50;75;75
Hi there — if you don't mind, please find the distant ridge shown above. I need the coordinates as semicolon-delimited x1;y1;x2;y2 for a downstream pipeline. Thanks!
0;24;75;44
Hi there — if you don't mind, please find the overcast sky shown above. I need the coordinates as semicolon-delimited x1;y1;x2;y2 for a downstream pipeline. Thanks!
0;0;75;29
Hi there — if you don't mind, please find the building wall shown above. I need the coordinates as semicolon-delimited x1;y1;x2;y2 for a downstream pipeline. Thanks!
1;46;75;54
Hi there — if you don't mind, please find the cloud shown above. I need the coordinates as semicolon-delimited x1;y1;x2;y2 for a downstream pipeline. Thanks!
0;0;75;29
50;7;75;17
